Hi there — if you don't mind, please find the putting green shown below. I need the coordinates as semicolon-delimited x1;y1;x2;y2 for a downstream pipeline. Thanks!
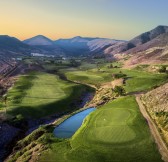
89;126;135;143
87;108;136;143
72;105;137;147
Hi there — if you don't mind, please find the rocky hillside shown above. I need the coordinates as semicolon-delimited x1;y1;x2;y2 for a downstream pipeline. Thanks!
123;33;168;67
142;82;168;144
142;83;168;112
55;36;124;56
129;25;168;46
105;25;168;55
1;26;168;61
104;26;168;66
22;35;125;56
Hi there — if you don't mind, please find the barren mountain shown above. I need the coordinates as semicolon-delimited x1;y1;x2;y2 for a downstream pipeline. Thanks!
104;25;168;55
23;35;64;55
88;38;124;51
1;26;168;60
23;35;54;46
0;35;63;58
55;36;124;56
103;26;168;67
0;35;31;57
129;25;168;46
123;33;168;67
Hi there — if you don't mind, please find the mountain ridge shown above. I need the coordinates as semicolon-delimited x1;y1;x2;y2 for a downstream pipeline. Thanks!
0;25;168;61
0;35;31;57
104;25;168;55
23;35;54;46
54;36;125;56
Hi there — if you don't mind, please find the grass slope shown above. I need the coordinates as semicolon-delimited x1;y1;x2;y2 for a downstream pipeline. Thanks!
39;96;162;162
65;67;167;92
65;70;112;87
121;69;167;93
6;72;88;118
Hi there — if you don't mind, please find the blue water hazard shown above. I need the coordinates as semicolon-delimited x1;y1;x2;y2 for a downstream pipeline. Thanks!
53;108;96;138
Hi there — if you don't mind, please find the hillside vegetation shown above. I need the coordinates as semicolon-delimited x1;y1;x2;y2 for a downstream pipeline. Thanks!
142;83;168;146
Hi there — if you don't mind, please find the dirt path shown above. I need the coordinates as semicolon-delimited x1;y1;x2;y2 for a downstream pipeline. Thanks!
101;78;124;89
135;95;168;162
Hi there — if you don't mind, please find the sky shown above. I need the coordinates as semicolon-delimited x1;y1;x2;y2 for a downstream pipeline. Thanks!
0;0;168;41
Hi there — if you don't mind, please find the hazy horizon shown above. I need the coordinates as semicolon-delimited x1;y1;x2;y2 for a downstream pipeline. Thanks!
0;0;168;40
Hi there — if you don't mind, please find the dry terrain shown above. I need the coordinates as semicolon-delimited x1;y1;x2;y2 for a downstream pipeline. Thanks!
141;83;168;161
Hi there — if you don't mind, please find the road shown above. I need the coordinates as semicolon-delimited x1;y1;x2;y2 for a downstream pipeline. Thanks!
136;94;168;162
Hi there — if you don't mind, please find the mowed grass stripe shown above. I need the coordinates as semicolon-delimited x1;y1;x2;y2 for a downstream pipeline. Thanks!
21;74;66;106
94;108;132;126
89;126;136;143
8;72;67;106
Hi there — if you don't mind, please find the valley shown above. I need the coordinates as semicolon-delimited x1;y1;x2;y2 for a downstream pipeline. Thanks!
0;56;167;162
0;25;168;162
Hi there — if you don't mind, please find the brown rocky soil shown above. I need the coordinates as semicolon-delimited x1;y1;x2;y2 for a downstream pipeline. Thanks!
139;83;168;162
136;94;168;162
101;78;124;89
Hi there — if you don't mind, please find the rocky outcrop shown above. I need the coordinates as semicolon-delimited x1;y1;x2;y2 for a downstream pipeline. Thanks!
142;83;168;113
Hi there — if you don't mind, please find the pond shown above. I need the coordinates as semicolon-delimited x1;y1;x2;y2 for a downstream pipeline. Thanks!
53;108;96;138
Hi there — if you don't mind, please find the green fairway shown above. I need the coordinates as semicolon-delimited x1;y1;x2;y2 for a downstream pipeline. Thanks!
121;69;167;92
65;66;167;92
79;62;98;70
6;72;89;118
40;60;167;92
88;108;136;143
39;96;162;162
4;61;167;161
65;70;112;86
19;73;65;106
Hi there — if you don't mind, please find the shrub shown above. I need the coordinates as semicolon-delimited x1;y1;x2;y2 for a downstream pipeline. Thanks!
16;114;24;121
113;86;126;96
158;66;167;73
112;73;127;79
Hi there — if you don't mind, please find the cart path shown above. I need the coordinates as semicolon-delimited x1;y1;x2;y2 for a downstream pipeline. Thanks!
135;94;168;162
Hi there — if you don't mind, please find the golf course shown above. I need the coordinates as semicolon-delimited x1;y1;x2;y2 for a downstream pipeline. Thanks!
5;72;90;118
38;96;162;162
1;2;168;161
4;60;168;162
65;64;168;92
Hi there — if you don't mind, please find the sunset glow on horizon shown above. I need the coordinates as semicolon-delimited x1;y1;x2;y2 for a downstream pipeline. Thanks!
0;0;168;41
